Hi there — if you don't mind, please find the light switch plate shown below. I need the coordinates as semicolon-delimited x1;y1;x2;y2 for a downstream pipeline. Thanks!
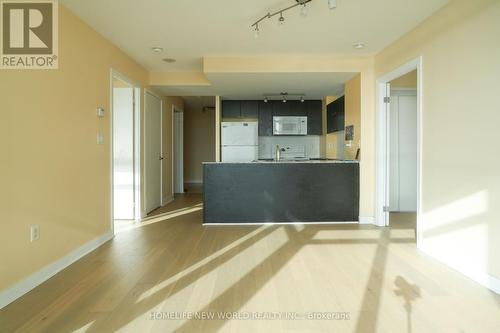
30;225;39;242
96;107;105;118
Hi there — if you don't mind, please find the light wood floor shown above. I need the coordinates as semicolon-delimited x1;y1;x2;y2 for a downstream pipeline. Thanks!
2;194;500;333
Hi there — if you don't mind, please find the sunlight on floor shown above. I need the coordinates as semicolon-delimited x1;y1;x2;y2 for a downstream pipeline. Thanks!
135;226;268;303
115;204;203;234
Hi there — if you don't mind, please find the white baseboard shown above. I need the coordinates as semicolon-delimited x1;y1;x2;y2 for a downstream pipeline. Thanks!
162;196;174;206
359;216;376;225
0;231;114;309
420;246;500;295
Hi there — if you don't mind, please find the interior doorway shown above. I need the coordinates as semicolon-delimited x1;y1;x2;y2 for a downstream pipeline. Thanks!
111;71;140;232
173;107;184;194
376;57;422;245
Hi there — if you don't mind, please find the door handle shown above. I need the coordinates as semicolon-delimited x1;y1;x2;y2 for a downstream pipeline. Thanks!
159;156;164;160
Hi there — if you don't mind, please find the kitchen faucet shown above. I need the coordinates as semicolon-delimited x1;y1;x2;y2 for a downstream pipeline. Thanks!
275;145;286;161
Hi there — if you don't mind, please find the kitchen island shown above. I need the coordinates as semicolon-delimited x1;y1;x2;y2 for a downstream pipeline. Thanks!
203;160;359;224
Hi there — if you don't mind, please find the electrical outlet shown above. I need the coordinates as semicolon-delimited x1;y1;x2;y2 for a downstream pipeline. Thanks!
97;132;104;145
30;225;40;242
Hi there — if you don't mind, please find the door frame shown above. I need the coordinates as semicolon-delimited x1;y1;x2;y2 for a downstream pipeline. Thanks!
172;106;184;194
143;89;164;216
110;69;141;234
375;56;423;246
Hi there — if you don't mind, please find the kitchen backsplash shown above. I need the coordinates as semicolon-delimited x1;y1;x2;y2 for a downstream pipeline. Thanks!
258;136;321;159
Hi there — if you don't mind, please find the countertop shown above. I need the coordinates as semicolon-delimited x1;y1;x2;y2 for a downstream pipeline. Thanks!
203;159;359;164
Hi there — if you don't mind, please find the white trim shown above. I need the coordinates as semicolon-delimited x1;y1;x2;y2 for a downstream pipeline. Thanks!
0;231;113;309
162;195;174;206
420;246;500;295
376;57;423;247
358;216;376;225
110;69;142;229
204;222;359;226
391;88;417;96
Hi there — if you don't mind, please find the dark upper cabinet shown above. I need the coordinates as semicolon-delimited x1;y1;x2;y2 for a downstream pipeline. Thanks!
327;96;345;133
226;99;323;136
289;100;307;116
306;100;323;135
258;101;273;136
222;101;241;118
241;101;259;118
271;100;291;116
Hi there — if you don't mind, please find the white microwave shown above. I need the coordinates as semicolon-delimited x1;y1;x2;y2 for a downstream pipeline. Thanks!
273;116;308;135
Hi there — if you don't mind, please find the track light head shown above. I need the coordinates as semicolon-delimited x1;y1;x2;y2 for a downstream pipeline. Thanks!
278;12;285;25
300;4;308;17
328;0;337;9
254;24;260;38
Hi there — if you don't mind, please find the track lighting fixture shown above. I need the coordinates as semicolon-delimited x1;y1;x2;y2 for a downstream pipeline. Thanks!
278;12;285;25
254;24;260;38
251;0;337;34
263;93;305;102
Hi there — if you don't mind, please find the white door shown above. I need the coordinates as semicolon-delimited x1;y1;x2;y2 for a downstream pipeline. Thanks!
389;90;417;212
398;94;418;211
173;111;184;194
113;87;135;219
389;95;400;211
145;92;162;213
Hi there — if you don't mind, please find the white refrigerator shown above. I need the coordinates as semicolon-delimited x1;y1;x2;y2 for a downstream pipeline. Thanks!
221;122;258;162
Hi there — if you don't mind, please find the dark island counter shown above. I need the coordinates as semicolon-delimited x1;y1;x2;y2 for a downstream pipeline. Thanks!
203;160;359;224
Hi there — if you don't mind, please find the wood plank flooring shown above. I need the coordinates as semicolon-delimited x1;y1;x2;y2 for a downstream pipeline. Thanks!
1;194;499;332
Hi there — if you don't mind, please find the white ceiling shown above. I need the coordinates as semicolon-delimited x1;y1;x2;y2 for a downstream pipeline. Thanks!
60;0;449;72
154;72;357;99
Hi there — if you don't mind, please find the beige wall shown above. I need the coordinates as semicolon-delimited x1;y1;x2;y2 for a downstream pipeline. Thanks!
161;96;184;201
375;0;500;280
0;5;148;291
325;74;361;160
390;70;417;88
344;74;361;160
184;104;216;183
